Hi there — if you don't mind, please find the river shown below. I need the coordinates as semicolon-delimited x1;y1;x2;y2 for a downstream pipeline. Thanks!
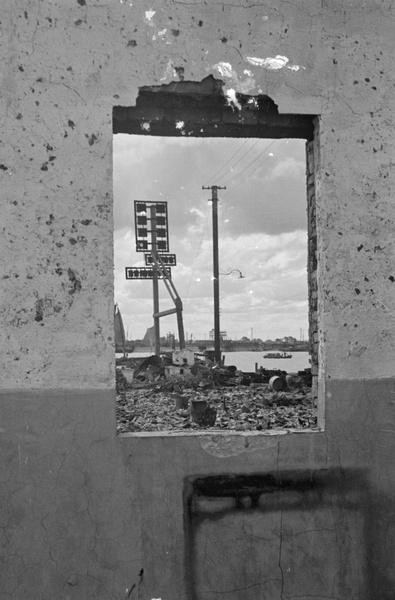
117;351;311;373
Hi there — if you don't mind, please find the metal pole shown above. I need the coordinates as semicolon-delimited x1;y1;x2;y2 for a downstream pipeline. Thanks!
150;205;161;356
175;297;185;349
203;185;226;364
149;250;185;349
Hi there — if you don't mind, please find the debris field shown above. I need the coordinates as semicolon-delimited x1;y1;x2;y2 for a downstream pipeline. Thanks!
116;356;317;434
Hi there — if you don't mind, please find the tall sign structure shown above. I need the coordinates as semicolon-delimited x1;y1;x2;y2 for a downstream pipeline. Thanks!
125;200;185;356
126;201;185;356
202;185;226;364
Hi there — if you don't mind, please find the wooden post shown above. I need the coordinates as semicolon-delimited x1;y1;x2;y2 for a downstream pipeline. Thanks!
202;185;226;364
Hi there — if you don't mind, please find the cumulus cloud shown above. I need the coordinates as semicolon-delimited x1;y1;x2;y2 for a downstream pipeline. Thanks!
113;136;309;339
264;157;305;181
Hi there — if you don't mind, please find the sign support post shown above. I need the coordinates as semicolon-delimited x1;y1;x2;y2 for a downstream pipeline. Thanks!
150;204;161;356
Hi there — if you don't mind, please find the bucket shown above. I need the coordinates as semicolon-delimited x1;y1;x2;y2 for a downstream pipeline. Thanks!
190;400;217;426
174;394;189;409
269;376;285;391
190;400;207;423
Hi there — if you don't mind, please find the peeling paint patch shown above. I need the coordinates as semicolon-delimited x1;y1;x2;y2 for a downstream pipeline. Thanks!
246;55;305;71
246;55;289;69
212;61;256;95
144;9;155;24
199;434;278;457
247;97;259;109
214;61;234;79
160;59;177;82
225;88;242;111
141;122;151;132
175;121;184;129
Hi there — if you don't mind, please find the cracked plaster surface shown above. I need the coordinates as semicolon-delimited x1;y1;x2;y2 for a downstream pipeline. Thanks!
1;1;395;598
0;391;144;599
1;0;394;387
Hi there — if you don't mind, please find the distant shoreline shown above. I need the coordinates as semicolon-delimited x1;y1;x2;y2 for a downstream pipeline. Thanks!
120;346;310;355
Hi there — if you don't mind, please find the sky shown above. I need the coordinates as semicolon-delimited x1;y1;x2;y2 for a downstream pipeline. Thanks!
113;134;308;342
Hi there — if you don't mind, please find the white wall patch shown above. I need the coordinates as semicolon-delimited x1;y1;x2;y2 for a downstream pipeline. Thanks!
246;55;305;71
213;61;234;78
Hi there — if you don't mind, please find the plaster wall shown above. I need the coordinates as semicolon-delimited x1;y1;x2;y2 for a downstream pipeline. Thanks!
1;1;395;599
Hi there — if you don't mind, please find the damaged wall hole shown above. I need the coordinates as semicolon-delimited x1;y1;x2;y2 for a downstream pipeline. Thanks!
113;76;320;435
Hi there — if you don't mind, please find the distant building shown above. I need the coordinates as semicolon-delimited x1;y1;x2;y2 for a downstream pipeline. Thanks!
143;326;155;345
209;329;227;341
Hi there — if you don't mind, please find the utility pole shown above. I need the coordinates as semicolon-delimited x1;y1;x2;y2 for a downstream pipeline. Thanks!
202;185;226;364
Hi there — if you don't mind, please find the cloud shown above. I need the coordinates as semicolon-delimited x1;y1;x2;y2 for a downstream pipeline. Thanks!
115;227;308;339
264;157;305;181
113;136;309;339
113;135;307;237
189;207;205;219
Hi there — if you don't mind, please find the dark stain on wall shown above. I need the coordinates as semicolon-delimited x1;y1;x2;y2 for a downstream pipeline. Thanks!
67;268;81;294
183;470;375;600
86;133;98;146
34;298;44;322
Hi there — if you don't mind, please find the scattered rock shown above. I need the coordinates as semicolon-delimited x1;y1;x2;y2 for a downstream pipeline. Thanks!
117;377;317;433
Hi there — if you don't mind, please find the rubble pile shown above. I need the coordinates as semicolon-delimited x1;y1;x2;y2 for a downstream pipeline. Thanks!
116;358;317;433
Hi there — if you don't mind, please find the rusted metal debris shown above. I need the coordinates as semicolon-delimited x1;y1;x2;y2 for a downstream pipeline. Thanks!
116;355;317;433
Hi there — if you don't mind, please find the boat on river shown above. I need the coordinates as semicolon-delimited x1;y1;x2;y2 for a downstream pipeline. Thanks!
263;352;292;359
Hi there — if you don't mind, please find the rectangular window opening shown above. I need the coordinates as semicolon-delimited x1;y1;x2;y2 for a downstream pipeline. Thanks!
113;114;321;436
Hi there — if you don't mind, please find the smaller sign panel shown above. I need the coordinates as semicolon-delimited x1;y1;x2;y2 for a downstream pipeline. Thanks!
125;267;172;280
144;253;177;267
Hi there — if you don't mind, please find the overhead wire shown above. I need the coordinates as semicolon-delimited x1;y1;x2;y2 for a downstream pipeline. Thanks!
182;137;305;336
221;139;283;188
203;139;250;187
213;139;261;186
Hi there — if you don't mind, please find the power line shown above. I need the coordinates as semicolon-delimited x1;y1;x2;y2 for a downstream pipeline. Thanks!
220;139;278;186
221;139;282;187
214;140;261;185
229;146;286;193
203;139;250;186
